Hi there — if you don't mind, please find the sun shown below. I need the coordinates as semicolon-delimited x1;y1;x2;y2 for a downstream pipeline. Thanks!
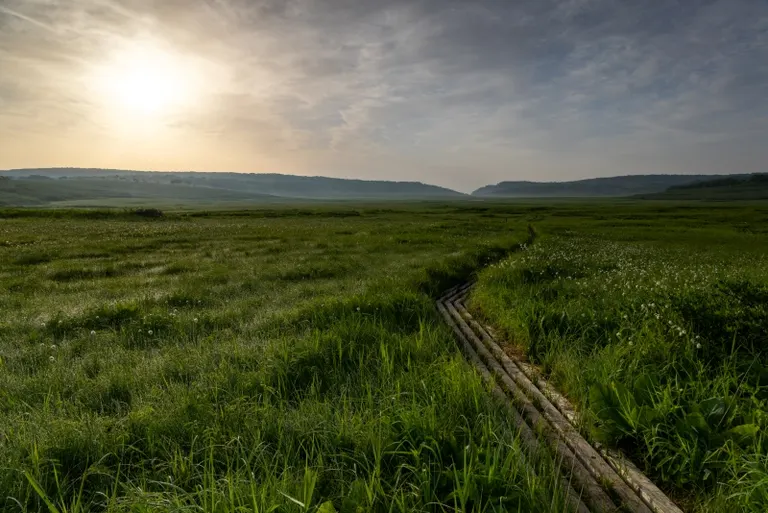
91;41;199;119
109;59;182;115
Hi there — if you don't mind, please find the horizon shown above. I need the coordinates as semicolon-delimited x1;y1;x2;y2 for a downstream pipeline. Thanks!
1;166;748;194
1;1;767;192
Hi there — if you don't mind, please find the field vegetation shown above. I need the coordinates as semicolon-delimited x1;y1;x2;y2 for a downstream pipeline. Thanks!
1;201;766;512
469;202;768;511
0;204;566;513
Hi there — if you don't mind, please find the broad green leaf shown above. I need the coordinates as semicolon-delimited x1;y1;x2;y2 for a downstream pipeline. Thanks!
632;373;659;407
722;424;759;446
317;501;337;513
697;397;729;427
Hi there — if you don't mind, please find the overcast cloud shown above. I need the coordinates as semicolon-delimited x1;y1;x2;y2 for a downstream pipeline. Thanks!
0;0;766;191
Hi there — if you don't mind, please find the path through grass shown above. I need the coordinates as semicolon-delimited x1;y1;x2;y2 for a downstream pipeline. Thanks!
1;205;571;513
470;209;768;512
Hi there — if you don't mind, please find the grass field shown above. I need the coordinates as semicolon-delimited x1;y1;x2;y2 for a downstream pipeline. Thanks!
469;203;768;511
1;201;767;512
0;204;568;513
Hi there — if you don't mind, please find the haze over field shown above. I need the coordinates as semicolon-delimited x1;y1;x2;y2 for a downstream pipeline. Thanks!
1;0;767;191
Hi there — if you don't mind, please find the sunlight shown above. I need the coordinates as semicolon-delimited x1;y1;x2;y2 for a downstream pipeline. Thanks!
90;41;200;120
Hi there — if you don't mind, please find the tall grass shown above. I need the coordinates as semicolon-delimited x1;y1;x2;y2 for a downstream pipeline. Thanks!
471;229;768;512
0;207;571;512
4;202;766;511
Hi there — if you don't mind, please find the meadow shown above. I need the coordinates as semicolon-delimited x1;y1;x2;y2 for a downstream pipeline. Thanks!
468;202;768;511
0;204;566;513
0;201;766;512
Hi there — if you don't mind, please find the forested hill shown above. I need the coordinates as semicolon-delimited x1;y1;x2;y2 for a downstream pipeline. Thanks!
0;168;465;206
637;173;768;200
472;174;732;198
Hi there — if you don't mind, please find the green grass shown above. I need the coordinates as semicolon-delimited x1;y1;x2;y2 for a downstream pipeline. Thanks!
2;201;767;512
468;203;768;512
0;204;574;513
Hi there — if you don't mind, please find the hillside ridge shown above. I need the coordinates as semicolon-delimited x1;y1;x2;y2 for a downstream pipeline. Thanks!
0;168;464;206
473;174;738;198
639;173;768;200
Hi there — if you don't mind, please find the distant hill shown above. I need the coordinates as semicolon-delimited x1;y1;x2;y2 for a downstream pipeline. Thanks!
0;176;280;207
472;174;735;198
0;168;465;206
638;173;768;200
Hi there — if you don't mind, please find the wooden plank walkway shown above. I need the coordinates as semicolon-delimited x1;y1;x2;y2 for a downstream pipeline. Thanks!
437;283;684;513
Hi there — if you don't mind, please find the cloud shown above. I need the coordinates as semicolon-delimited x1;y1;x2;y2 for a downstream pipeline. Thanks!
0;0;766;190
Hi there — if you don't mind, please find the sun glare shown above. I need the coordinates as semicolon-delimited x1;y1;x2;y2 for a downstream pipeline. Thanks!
91;42;199;120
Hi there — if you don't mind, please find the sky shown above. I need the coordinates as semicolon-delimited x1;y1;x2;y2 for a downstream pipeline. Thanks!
0;0;766;192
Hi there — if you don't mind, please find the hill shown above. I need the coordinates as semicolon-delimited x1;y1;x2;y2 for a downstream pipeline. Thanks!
472;174;735;198
0;168;465;206
0;176;280;207
638;173;768;200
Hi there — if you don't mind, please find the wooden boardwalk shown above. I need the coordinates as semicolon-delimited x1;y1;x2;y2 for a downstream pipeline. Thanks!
437;283;684;513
